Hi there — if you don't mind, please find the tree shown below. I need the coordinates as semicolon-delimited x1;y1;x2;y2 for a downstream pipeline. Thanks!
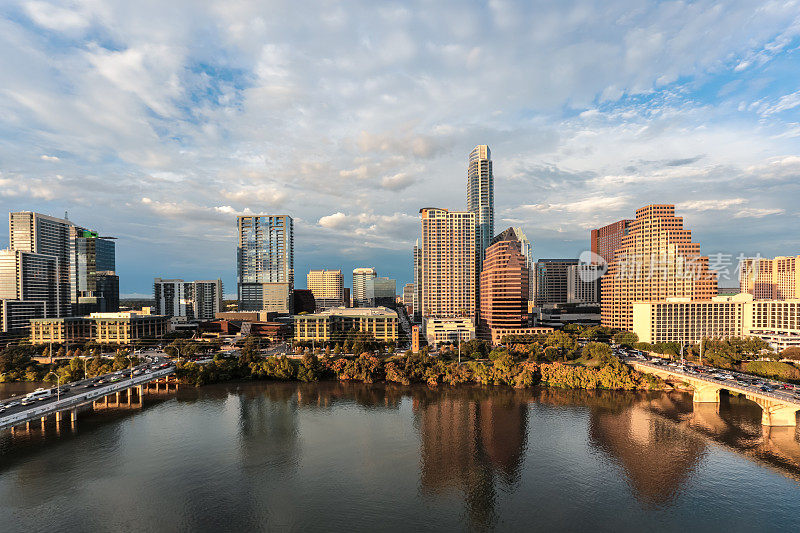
613;331;638;348
545;331;579;361
582;342;612;362
781;347;800;361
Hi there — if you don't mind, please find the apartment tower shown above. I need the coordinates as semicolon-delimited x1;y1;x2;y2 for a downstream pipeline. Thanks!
419;208;476;318
479;228;531;338
601;204;718;330
467;145;494;264
739;255;800;300
237;215;293;313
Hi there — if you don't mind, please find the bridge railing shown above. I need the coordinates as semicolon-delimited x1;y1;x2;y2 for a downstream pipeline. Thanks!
0;367;175;431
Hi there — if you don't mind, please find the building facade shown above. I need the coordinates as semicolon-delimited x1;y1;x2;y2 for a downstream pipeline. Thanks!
412;240;422;321
154;278;223;320
69;226;118;314
590;219;633;265
467;145;494;264
237;215;294;313
30;312;168;344
368;277;396;308
419;208;476;319
567;264;602;304
632;293;800;351
353;267;377;307
293;307;398;343
0;249;58;333
601;204;718;331
479;229;531;339
307;269;344;309
423;317;475;348
533;259;579;306
739;255;800;300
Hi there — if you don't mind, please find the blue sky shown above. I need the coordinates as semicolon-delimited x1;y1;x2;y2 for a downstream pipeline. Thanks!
1;0;799;296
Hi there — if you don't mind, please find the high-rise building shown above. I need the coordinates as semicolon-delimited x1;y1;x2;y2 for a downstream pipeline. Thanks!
467;145;494;264
532;259;579;306
307;269;344;309
368;277;396;308
403;283;415;308
69;226;118;314
154;278;223;320
413;240;422;321
601;204;718;331
237;215;293;313
9;211;73;317
353;267;377;307
154;278;192;318
590;219;633;265
479;228;531;338
419;208;476;318
567;264;603;304
739;255;800;300
0;249;57;333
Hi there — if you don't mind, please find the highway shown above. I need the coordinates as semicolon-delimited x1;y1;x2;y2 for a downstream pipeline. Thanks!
0;351;176;431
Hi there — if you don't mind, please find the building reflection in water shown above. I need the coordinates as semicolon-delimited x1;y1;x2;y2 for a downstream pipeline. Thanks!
413;388;528;529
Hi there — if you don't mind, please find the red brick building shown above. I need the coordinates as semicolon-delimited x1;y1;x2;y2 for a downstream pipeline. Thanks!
590;219;633;264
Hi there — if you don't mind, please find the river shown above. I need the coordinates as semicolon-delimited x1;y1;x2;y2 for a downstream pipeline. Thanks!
0;381;799;532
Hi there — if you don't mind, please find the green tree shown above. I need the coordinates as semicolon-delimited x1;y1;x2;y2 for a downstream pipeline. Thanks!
613;331;638;348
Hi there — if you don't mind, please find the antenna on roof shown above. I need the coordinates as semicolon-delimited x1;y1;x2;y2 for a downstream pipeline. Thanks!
64;211;69;220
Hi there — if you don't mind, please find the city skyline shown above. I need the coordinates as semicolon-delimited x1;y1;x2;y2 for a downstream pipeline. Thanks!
2;2;799;296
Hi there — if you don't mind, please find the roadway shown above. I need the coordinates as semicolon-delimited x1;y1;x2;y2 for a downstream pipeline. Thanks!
0;351;176;431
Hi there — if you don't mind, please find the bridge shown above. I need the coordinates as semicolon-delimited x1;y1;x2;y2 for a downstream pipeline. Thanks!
628;359;800;426
0;359;176;432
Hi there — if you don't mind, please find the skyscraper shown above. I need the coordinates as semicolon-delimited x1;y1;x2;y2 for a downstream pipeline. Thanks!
307;269;344;309
237;215;294;313
601;204;718;330
590;219;633;265
9;211;73;317
419;208;476;318
467;145;494;263
479;228;531;338
353;267;377;307
70;226;118;314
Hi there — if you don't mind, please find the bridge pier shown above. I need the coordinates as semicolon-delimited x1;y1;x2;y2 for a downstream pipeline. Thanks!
692;382;721;403
747;396;800;426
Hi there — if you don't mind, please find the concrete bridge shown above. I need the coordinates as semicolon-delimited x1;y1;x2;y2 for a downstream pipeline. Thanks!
629;359;800;427
0;362;176;433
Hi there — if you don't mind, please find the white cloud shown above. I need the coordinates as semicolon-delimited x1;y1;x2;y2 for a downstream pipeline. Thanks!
40;154;59;161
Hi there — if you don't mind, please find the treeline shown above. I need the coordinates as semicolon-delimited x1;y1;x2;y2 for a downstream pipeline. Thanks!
0;345;140;383
176;351;662;391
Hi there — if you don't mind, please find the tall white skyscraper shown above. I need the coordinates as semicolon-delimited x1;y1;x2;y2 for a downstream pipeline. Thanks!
467;145;494;264
237;215;294;313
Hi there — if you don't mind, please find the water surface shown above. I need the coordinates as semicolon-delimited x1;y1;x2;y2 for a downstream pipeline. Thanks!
0;381;799;532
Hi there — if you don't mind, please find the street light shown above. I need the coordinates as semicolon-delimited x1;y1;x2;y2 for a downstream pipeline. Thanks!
45;371;62;401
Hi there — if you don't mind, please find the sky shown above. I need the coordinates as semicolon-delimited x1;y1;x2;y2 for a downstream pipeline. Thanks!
1;1;799;297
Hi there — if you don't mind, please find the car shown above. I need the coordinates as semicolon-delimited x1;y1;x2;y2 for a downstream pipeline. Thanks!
21;399;34;406
760;386;773;392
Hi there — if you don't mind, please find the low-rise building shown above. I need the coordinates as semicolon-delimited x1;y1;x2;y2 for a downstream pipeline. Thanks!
423;317;475;348
490;326;554;345
294;306;398;343
30;312;169;344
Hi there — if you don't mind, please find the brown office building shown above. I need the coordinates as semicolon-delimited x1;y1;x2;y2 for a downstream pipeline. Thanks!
601;204;718;331
479;228;530;339
591;219;633;264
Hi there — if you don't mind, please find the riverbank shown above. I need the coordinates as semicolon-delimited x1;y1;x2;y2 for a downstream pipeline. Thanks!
177;353;665;391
